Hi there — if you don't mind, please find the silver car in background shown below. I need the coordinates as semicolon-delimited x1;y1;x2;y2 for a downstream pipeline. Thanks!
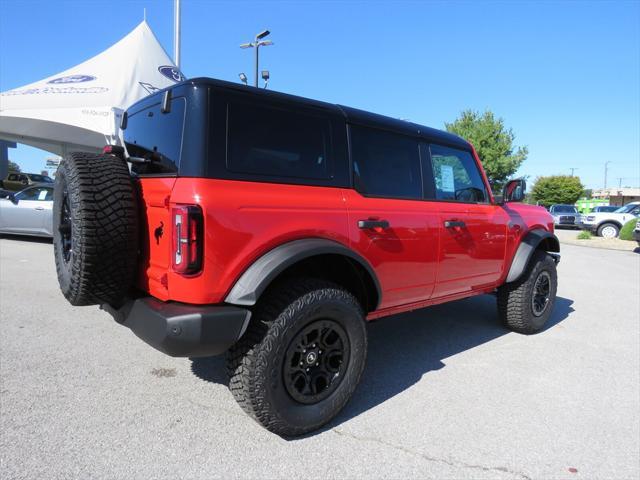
549;204;582;229
0;185;54;237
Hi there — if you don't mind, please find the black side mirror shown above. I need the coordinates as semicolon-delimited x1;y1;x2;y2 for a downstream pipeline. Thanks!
502;179;526;203
9;194;18;205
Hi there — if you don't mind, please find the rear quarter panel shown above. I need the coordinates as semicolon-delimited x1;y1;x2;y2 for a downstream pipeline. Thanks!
160;178;349;304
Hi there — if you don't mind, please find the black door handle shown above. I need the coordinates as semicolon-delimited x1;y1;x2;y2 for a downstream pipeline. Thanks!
358;219;390;230
444;220;466;228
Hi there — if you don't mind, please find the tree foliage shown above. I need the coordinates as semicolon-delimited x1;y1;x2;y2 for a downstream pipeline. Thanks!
445;110;528;188
531;175;584;207
7;160;21;172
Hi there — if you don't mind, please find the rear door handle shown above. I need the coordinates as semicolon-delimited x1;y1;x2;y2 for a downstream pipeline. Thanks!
35;207;45;211
444;220;465;228
358;219;390;230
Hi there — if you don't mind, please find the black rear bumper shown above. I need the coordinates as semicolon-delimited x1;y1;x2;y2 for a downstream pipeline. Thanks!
102;298;251;357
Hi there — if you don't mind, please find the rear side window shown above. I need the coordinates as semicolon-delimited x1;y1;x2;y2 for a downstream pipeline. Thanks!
226;103;331;180
124;97;186;174
429;145;487;203
350;126;422;200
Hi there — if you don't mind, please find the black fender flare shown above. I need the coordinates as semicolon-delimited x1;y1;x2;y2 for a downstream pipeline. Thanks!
505;229;560;283
224;238;382;308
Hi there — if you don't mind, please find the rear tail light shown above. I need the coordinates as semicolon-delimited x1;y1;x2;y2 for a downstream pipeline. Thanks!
102;145;125;157
172;205;203;274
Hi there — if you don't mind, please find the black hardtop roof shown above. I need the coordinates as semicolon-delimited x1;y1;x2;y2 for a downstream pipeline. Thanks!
129;77;469;149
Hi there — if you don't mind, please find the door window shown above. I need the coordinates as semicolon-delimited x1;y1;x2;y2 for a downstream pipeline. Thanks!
350;125;422;200
429;145;487;203
16;187;53;201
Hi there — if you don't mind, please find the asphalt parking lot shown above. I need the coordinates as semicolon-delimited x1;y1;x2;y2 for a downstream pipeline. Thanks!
1;237;638;479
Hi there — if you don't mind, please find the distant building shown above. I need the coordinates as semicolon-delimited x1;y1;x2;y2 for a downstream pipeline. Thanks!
592;188;640;206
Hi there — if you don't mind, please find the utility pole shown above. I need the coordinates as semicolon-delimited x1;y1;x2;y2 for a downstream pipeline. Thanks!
174;0;181;68
604;161;611;190
240;30;274;87
617;177;623;189
569;167;578;176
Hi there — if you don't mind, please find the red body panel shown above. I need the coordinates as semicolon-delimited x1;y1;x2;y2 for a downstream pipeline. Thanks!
139;178;349;304
136;168;554;319
342;189;439;309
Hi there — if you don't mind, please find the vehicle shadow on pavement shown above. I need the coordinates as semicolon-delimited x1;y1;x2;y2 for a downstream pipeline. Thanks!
190;294;574;436
328;294;574;432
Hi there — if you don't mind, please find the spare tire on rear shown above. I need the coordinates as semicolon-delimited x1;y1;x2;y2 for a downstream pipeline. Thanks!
53;151;139;307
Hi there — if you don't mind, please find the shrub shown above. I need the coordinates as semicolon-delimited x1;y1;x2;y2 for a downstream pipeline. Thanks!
619;218;639;241
577;230;592;240
531;175;584;207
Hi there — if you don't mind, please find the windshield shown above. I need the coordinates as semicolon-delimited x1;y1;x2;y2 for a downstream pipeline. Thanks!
614;204;638;213
553;205;577;213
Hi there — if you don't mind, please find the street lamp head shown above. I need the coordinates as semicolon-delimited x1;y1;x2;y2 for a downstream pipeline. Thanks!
239;73;248;85
258;40;274;47
239;42;253;49
256;29;270;40
261;70;270;81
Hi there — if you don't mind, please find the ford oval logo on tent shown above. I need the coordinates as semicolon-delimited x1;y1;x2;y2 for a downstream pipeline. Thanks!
47;75;96;84
158;66;185;82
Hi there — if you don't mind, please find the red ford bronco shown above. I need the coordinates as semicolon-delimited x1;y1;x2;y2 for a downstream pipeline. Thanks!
53;78;559;436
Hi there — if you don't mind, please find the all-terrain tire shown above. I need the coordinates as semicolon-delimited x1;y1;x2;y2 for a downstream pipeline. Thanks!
497;250;557;334
53;151;139;307
227;278;367;437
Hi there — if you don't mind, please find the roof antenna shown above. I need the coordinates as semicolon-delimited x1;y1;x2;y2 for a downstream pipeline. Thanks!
143;8;147;21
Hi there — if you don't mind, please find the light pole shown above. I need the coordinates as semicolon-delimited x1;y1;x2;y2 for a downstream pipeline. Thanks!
604;161;611;190
240;29;274;87
569;167;578;177
174;0;181;68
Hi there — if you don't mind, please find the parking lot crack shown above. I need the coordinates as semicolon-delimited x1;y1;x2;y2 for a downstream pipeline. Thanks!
332;428;531;480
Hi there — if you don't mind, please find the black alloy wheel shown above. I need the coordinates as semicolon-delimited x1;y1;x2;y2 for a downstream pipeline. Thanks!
58;189;73;263
283;319;349;404
531;271;551;317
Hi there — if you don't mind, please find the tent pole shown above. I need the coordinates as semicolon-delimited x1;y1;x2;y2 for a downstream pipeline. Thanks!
174;0;181;68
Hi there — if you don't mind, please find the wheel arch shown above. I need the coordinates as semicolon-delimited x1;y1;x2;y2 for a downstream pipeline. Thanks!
224;238;381;313
596;220;622;232
505;228;560;284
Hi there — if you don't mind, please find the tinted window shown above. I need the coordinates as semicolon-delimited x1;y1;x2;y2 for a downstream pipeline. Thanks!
29;174;52;183
7;174;17;181
429;145;487;202
553;205;578;213
16;187;53;201
227;102;331;180
124;97;186;174
350;126;422;199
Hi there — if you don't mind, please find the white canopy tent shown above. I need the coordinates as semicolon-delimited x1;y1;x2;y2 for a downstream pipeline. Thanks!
0;21;184;158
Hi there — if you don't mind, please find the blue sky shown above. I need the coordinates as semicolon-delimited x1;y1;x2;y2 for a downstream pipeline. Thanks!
1;0;638;189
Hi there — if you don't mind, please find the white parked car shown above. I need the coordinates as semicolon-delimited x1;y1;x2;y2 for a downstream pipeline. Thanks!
580;202;640;238
0;185;54;237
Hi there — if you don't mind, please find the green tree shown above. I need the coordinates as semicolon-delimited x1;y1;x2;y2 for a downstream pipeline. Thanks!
531;175;584;207
7;160;21;172
445;110;528;188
